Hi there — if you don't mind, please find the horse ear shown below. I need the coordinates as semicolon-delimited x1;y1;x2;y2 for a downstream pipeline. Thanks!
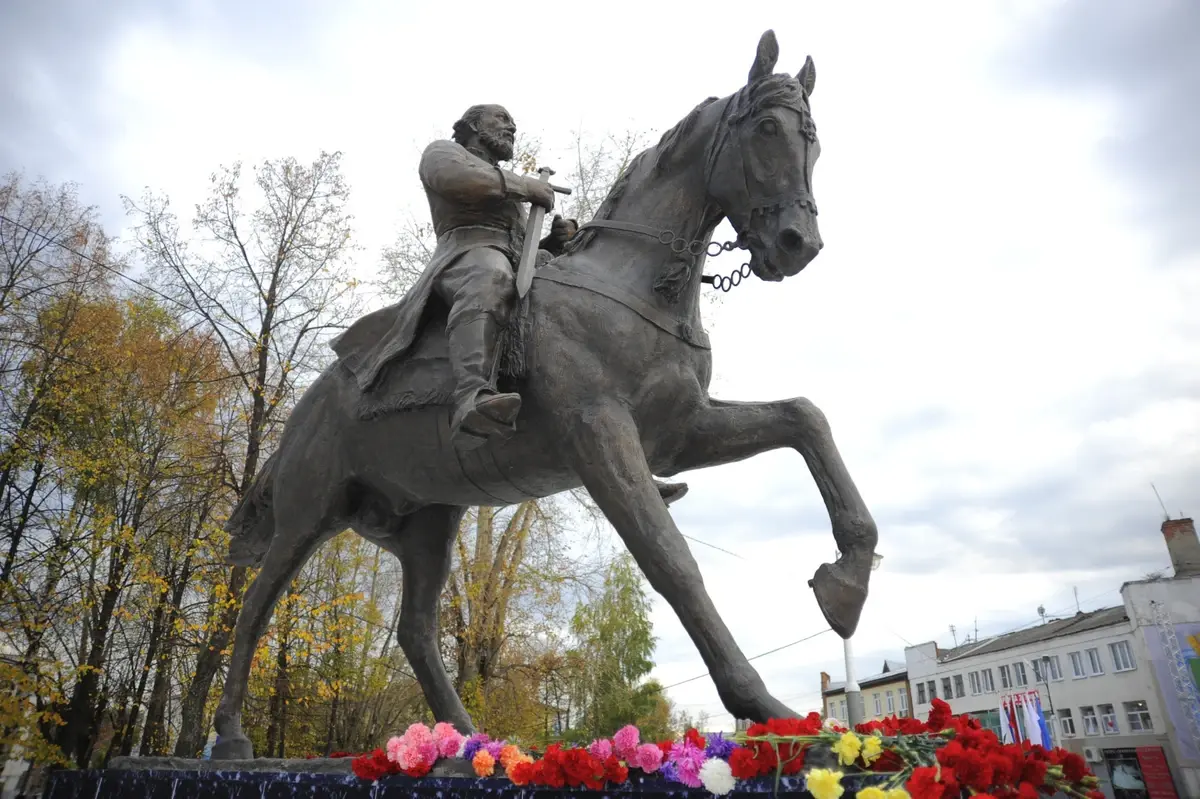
748;30;779;83
798;55;816;96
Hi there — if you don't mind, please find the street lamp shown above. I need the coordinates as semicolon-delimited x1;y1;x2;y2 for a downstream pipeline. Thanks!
1040;656;1057;747
844;552;883;727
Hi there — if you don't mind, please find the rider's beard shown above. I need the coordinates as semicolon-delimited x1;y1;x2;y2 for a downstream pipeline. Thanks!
479;128;515;162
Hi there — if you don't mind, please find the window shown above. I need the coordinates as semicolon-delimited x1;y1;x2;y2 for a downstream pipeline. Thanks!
839;699;846;719
899;687;908;713
953;675;965;698
1099;703;1118;734
968;671;982;695
1125;701;1153;732
917;682;927;705
1085;647;1104;676
999;664;1012;689
1069;651;1086;678
886;690;895;714
1013;661;1028;687
1080;706;1100;736
927;680;936;700
873;692;881;716
1059;709;1076;737
1110;641;1136;672
1045;655;1063;681
982;668;995;692
942;678;953;700
1031;658;1044;682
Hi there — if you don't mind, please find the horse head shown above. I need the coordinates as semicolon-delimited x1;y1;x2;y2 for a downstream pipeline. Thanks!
706;30;822;281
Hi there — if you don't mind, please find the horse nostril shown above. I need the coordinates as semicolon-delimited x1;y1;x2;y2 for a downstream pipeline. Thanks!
779;226;805;253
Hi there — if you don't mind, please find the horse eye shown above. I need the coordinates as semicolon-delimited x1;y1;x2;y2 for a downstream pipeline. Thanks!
758;118;778;137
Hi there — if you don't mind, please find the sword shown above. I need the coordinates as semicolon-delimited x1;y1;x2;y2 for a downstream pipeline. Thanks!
516;166;571;298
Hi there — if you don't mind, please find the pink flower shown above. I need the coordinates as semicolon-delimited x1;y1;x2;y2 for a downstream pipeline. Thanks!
613;725;641;761
432;722;465;757
633;743;664;773
393;723;438;771
670;741;706;788
385;735;404;764
588;738;614;760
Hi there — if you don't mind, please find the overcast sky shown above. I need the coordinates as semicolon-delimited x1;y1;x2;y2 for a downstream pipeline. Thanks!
3;0;1197;727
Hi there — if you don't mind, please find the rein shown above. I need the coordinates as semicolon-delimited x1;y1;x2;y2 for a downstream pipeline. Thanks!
575;80;817;294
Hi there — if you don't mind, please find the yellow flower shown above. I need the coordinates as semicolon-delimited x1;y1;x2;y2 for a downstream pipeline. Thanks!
861;734;884;765
805;768;845;799
857;788;886;799
831;731;862;766
887;790;912;799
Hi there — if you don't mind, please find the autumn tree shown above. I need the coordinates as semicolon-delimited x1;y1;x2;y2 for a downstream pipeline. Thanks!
567;551;669;741
124;151;361;756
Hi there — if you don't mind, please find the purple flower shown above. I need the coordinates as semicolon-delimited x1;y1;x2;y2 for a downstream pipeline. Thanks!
660;760;679;783
484;740;505;760
705;732;735;760
461;733;490;761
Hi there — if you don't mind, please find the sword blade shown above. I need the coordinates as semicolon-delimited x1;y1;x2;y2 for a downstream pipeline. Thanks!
515;204;545;298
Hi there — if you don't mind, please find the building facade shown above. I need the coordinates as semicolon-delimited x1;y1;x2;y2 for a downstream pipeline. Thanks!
821;660;911;723
905;517;1200;799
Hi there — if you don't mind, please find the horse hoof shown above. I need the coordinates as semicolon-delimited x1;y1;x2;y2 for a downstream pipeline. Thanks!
810;561;868;638
211;733;254;760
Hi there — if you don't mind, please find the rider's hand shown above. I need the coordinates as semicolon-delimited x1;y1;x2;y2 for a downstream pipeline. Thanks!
524;177;556;211
548;215;578;247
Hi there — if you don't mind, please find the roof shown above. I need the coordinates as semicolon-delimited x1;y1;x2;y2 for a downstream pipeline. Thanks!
823;659;909;695
937;606;1130;664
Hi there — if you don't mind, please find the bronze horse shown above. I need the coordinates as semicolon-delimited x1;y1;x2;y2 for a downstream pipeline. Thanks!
211;30;878;759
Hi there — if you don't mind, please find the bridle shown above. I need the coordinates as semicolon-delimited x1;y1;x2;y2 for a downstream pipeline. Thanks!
575;81;818;292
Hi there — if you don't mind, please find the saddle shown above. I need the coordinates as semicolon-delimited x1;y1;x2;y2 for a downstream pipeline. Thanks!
352;296;532;422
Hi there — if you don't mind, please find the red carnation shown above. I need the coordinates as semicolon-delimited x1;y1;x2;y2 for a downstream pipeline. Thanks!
1061;751;1088;782
685;727;707;751
509;760;534;786
1021;757;1048;786
729;746;766;780
404;759;431;778
351;748;395;781
926;698;952;732
1016;782;1040;799
870;750;905;772
561;748;604;789
657;739;674;756
907;766;948;799
603;755;629;784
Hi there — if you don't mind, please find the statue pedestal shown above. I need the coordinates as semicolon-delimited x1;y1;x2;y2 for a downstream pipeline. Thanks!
41;759;892;797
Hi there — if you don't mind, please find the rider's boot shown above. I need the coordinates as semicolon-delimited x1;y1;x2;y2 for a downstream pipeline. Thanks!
448;313;522;450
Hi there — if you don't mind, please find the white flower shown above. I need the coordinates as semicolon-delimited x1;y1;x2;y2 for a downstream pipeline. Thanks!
699;757;736;796
822;716;842;732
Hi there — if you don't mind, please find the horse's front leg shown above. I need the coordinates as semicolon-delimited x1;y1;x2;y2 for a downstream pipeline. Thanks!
563;401;795;723
665;397;878;638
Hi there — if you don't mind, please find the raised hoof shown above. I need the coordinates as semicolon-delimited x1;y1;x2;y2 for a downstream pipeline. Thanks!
809;561;868;638
657;480;689;506
211;733;254;760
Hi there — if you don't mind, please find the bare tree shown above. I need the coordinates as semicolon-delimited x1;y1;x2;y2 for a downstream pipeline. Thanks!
124;151;361;756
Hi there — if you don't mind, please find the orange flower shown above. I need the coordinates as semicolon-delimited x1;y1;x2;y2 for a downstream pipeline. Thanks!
472;749;496;777
499;744;523;769
505;752;534;783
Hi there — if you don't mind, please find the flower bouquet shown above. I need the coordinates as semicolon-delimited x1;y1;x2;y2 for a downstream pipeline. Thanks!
349;699;1103;798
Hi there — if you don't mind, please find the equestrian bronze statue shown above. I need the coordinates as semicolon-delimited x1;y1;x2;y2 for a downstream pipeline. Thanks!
211;29;878;759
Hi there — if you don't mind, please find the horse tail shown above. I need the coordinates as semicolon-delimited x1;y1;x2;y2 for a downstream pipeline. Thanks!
225;449;280;567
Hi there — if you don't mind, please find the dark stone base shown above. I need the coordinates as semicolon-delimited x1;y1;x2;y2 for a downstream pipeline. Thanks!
43;763;889;797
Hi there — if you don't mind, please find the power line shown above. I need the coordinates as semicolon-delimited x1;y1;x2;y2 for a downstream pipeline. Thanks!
662;627;833;690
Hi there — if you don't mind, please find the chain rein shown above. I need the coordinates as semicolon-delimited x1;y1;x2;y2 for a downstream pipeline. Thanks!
576;220;753;293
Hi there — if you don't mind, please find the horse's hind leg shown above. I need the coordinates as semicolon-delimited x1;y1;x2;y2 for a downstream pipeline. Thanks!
389;504;475;732
211;496;332;759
